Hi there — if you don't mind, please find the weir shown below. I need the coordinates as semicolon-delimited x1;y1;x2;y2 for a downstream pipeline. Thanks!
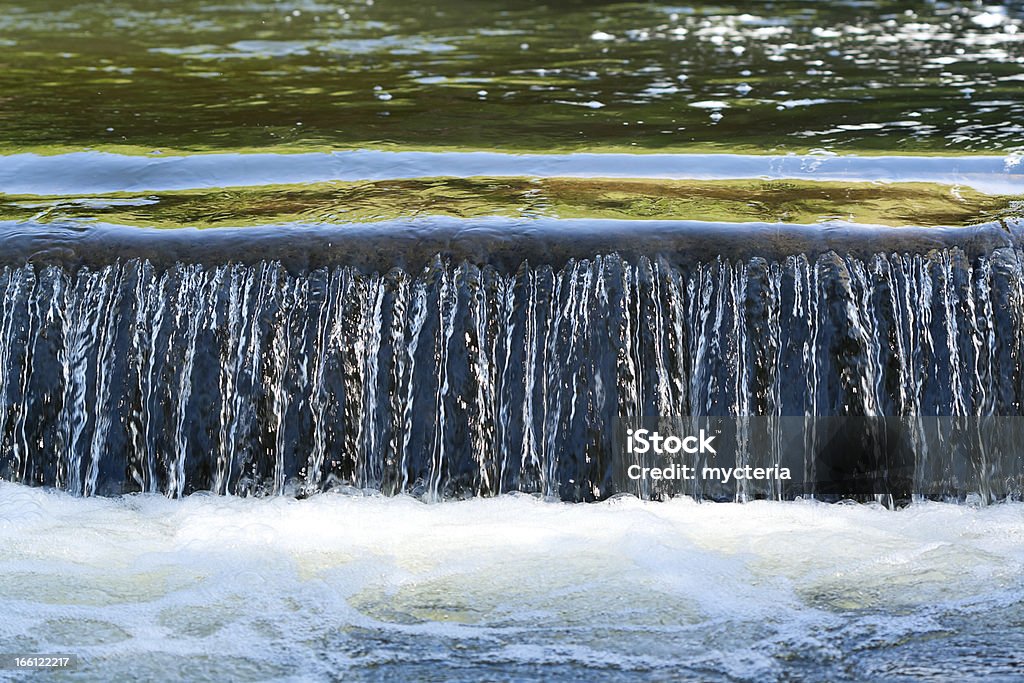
1;217;1022;502
6;2;1024;679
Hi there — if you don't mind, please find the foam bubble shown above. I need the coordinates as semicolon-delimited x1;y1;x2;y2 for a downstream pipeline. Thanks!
1;483;1022;680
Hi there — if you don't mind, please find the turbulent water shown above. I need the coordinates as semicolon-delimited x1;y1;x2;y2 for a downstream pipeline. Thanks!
0;483;1022;682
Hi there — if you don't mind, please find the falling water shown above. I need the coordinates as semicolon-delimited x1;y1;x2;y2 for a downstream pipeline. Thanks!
1;232;1023;502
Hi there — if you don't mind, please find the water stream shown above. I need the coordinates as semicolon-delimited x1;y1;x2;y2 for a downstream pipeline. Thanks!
1;216;1022;502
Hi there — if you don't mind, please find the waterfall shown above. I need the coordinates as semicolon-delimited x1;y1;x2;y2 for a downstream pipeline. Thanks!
1;228;1023;502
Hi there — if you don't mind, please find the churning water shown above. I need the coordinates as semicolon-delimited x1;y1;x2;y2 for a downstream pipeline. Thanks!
1;483;1022;682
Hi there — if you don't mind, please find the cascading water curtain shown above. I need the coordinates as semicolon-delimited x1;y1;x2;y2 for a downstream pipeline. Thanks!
1;247;1022;501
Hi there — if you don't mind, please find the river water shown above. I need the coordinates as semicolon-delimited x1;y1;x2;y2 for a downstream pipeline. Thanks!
2;0;1024;680
2;0;1024;156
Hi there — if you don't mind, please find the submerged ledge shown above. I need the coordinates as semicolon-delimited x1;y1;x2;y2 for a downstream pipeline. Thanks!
1;216;1020;272
1;150;1022;196
3;177;1020;229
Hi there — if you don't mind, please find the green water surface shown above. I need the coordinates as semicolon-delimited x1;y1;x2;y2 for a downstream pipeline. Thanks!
2;0;1023;156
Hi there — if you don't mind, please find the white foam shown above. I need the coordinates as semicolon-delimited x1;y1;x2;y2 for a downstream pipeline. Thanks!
1;482;1022;679
972;10;1007;29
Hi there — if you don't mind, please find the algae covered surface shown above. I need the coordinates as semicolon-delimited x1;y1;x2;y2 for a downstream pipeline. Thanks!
2;177;1020;228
